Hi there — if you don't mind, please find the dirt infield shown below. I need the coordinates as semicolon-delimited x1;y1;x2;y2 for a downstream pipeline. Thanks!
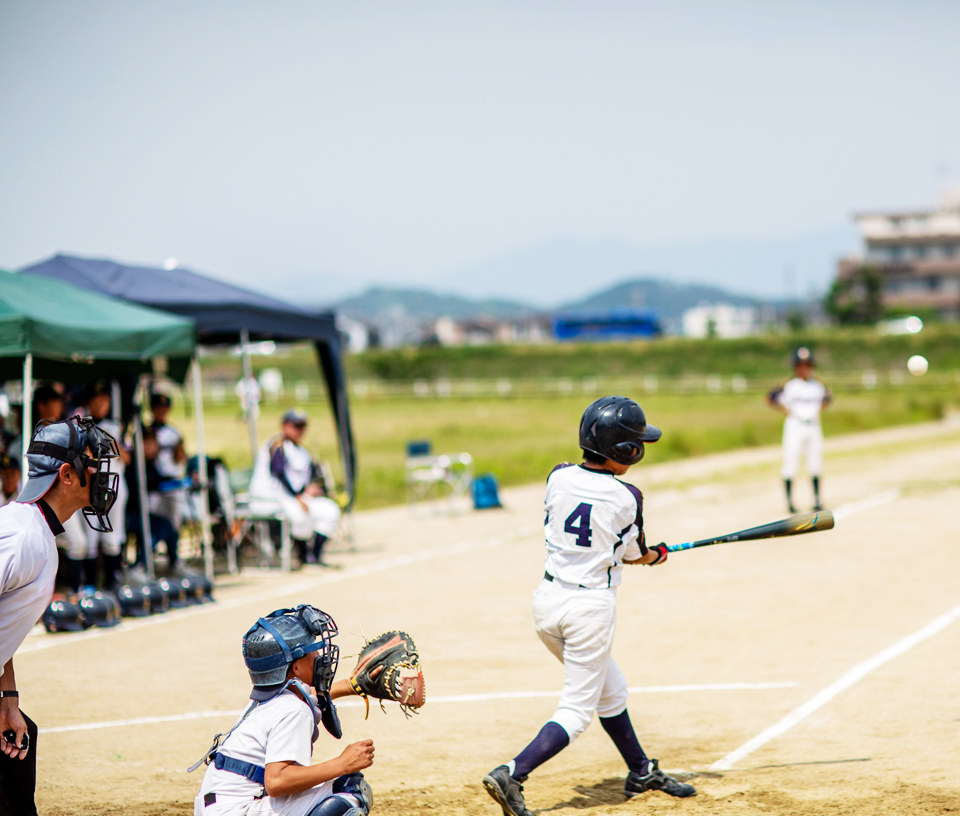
19;419;960;815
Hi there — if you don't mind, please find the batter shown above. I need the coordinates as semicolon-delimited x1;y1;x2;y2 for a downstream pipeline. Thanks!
482;396;696;816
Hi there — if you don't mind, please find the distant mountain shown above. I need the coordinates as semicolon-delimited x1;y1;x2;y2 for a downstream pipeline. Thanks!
333;280;764;326
333;286;539;321
561;278;760;321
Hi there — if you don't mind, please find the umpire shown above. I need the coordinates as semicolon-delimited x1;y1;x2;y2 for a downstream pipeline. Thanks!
0;418;116;815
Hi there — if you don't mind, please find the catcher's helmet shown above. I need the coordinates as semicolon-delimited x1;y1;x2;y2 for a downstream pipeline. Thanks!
579;396;661;466
117;584;152;617
42;599;89;633
78;592;121;628
792;346;815;366
243;605;339;689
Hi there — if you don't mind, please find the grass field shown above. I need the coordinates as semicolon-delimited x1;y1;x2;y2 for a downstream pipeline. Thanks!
170;381;958;509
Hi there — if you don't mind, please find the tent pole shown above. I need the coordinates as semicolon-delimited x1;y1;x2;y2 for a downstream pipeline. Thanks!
21;354;33;479
133;413;155;581
191;357;215;582
240;328;259;464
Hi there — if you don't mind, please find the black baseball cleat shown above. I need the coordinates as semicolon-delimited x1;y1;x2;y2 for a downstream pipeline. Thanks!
624;759;697;799
483;765;534;816
813;502;823;512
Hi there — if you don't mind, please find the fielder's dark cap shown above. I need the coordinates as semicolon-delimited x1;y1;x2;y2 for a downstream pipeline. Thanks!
16;421;91;504
150;392;172;408
282;408;308;426
792;346;815;366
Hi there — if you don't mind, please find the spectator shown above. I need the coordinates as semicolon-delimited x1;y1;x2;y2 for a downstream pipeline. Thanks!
0;454;20;508
62;381;131;592
6;386;64;463
148;392;187;532
249;409;341;567
125;427;181;578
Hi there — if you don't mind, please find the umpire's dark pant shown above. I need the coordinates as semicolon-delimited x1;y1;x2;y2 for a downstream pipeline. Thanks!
0;711;39;816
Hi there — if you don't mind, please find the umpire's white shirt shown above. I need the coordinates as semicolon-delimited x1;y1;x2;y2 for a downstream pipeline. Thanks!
543;464;646;590
0;501;59;674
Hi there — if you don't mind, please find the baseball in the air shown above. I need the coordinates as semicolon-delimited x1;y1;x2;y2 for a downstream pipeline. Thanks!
907;355;929;376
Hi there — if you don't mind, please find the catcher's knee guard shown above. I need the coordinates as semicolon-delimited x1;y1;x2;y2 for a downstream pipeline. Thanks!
307;773;372;816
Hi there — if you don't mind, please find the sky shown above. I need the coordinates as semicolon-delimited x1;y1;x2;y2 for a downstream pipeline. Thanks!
1;1;958;306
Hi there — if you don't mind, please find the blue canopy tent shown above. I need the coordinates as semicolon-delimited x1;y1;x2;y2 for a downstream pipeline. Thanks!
20;254;356;507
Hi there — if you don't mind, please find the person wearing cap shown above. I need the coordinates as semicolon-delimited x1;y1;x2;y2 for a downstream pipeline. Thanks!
249;409;341;567
62;381;131;592
0;453;21;508
0;417;116;812
148;391;187;534
5;385;65;463
766;347;832;513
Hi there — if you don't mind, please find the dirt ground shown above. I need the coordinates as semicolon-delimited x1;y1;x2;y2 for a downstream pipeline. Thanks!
16;418;960;816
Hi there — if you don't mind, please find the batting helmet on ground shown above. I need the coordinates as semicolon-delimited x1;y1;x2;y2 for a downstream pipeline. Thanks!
42;600;89;633
579;396;661;466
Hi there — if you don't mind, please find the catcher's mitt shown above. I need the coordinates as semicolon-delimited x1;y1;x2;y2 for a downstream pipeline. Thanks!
349;630;425;718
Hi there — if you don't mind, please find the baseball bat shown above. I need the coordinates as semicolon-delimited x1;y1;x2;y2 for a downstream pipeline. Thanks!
665;510;834;553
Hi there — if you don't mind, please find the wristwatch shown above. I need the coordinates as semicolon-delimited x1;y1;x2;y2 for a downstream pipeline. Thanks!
0;691;19;698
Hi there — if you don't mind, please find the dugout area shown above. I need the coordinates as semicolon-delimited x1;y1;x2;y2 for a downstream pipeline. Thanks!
16;419;960;816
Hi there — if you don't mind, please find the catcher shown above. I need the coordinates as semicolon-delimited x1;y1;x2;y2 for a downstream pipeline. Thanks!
190;605;424;816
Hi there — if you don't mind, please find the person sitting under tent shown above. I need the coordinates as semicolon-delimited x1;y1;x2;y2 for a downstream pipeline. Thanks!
125;426;182;579
249;409;341;567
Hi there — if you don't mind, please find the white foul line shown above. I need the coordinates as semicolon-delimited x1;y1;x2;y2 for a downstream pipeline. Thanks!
711;601;960;771
832;488;901;522
40;682;797;735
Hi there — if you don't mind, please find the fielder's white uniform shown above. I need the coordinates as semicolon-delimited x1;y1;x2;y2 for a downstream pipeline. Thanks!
533;464;647;741
152;420;186;529
194;690;357;816
249;438;340;541
773;378;830;479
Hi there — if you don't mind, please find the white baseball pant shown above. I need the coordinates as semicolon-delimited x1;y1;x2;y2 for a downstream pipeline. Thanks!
532;579;628;741
249;493;341;541
781;416;823;479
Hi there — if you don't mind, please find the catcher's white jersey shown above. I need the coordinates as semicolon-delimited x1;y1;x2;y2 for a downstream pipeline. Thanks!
776;377;830;423
542;464;647;590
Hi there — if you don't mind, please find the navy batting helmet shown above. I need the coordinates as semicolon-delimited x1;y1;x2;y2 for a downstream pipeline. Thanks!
42;599;89;633
78;592;121;628
579;396;661;466
117;584;152;617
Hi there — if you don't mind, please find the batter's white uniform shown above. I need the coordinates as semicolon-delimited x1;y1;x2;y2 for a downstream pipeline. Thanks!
194;690;355;816
773;378;830;479
0;501;60;675
249;438;340;541
533;464;647;740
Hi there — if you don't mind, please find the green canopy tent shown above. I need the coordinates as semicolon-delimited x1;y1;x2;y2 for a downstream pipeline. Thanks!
0;269;211;579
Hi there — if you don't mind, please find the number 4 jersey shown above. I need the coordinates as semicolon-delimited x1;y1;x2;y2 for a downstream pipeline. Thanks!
543;464;649;589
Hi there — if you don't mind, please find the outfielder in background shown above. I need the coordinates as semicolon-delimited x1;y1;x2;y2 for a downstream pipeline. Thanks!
483;396;695;816
766;347;832;514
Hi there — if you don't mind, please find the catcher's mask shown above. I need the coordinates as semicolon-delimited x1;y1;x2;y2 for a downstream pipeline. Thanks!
243;605;340;692
21;416;120;532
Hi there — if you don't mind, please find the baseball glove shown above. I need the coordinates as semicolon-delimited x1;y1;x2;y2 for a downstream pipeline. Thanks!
349;630;425;718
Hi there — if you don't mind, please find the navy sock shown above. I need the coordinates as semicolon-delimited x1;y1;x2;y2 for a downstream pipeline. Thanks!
812;477;820;501
784;479;793;504
512;721;569;780
599;710;649;775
